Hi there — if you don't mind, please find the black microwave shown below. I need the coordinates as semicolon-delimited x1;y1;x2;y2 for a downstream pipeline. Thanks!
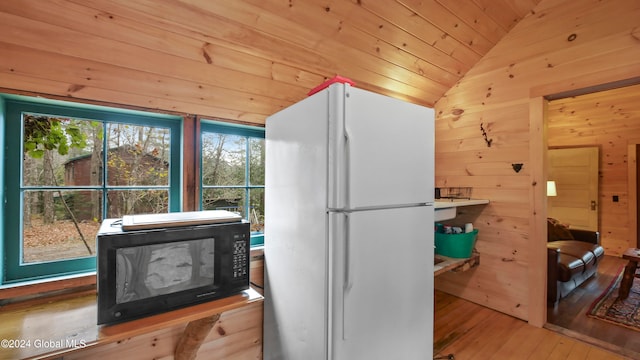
96;214;250;325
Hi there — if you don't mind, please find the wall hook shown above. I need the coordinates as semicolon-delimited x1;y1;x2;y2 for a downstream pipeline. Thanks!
512;163;523;173
480;122;493;147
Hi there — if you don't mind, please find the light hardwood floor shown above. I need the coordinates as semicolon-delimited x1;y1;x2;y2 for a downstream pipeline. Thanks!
434;256;636;359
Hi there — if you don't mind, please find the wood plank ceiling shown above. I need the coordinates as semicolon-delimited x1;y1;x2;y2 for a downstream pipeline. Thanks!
0;0;541;124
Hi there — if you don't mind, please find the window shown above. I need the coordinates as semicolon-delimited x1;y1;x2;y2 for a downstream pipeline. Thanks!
2;95;182;284
200;120;265;246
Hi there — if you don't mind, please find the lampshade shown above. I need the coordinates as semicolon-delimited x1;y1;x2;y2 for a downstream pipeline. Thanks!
547;181;557;197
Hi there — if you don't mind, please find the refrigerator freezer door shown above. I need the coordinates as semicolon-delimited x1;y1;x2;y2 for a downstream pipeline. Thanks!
331;206;434;360
338;85;434;209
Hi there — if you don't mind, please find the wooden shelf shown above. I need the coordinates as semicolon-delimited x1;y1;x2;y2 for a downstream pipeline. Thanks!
0;288;263;360
434;199;490;209
434;252;480;277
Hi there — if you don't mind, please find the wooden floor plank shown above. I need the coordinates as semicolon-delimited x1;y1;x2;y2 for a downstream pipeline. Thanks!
526;331;563;360
546;338;578;360
467;313;525;359
435;310;502;359
585;346;628;360
566;341;593;360
434;272;632;359
491;322;544;358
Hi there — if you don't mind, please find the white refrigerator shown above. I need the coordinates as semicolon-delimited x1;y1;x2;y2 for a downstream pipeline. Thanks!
264;82;434;360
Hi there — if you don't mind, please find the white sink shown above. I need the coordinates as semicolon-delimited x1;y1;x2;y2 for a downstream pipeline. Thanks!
434;206;456;221
433;199;489;222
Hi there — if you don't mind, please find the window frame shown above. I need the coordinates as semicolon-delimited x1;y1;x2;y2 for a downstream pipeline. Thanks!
199;120;265;247
2;95;183;284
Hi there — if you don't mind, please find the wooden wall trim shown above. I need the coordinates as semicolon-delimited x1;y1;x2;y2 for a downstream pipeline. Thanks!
0;274;95;303
530;70;640;99
629;142;639;250
182;115;200;211
528;96;548;328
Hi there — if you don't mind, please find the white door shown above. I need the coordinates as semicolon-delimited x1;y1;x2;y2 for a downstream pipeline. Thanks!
548;147;599;231
331;85;434;210
330;206;434;360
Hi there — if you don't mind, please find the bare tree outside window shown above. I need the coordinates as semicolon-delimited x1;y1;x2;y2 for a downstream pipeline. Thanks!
21;115;171;263
201;132;265;233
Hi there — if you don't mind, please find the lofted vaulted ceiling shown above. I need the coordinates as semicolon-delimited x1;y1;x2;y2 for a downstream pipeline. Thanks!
0;0;541;124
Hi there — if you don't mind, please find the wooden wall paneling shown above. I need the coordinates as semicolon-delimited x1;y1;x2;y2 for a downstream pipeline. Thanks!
436;268;529;320
196;301;263;359
465;38;640;101
330;1;468;78
471;0;528;29
104;0;439;104
478;201;531;220
435;129;530;153
0;9;310;123
0;0;543;126
0;12;305;102
249;0;459;88
470;0;640;74
378;0;494;57
0;74;268;124
434;0;640;324
467;223;528;248
0;0;207;63
436;102;531;132
70;0;329;83
63;302;263;360
436;161;530;177
435;125;531;149
436;146;530;166
206;0;443;104
437;175;528;191
339;0;482;66
0;43;288;117
72;0;326;91
143;0;428;103
64;325;186;360
437;0;509;40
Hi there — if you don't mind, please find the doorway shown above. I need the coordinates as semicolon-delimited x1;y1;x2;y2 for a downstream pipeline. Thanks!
629;143;640;248
547;147;599;231
542;83;640;356
637;145;640;248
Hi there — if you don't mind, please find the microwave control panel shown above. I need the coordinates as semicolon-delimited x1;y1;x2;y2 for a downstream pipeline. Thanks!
232;236;248;279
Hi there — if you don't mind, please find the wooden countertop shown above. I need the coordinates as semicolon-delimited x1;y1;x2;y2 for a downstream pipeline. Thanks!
0;288;263;360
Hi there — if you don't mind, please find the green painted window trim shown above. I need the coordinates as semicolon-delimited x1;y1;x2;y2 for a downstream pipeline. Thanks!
200;120;265;247
1;95;183;284
0;97;5;285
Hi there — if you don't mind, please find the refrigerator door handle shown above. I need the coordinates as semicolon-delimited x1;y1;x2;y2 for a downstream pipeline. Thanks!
343;118;351;209
343;213;352;292
342;212;352;340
